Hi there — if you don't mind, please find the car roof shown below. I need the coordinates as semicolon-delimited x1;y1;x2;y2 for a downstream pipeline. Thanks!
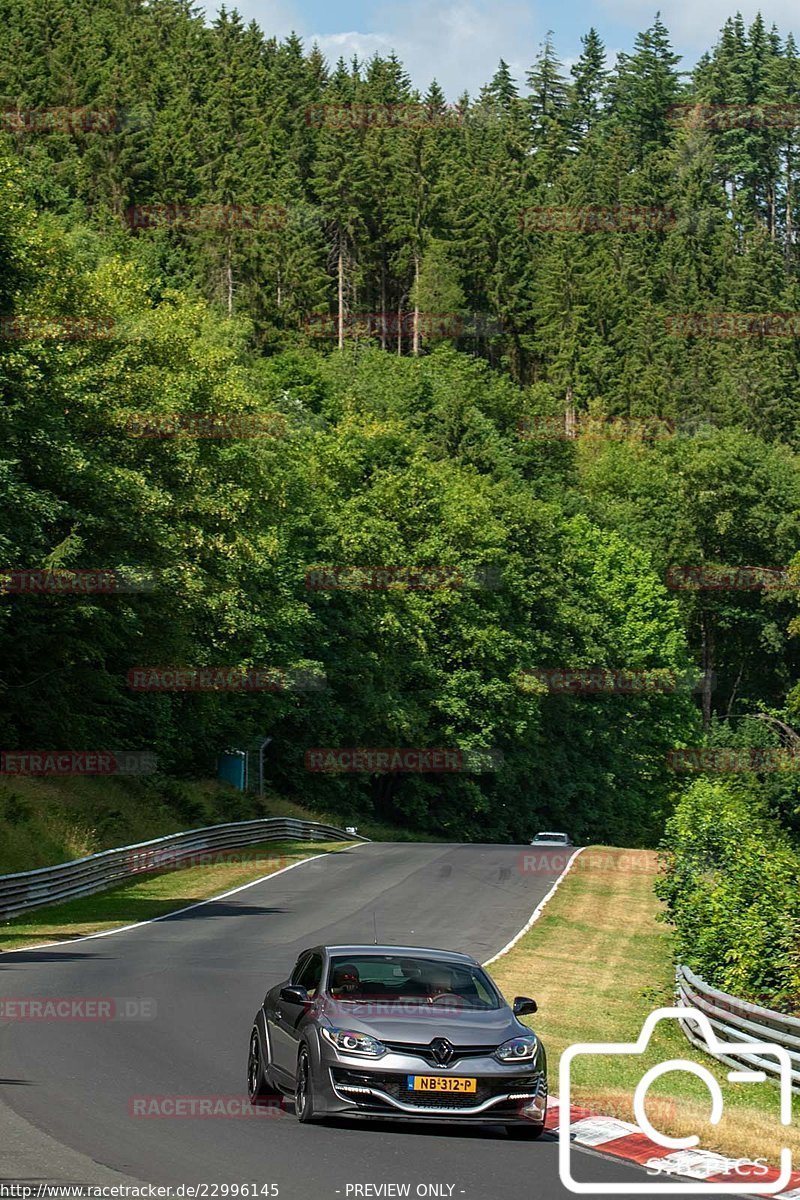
320;944;479;965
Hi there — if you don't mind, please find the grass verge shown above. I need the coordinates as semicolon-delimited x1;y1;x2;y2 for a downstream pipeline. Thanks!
489;845;799;1166
0;774;436;875
0;839;356;952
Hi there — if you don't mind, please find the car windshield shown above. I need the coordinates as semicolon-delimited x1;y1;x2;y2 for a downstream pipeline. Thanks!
535;832;567;842
326;954;503;1009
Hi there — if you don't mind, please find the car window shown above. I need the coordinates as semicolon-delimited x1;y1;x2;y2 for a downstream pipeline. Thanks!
290;953;311;985
327;954;502;1008
295;952;323;997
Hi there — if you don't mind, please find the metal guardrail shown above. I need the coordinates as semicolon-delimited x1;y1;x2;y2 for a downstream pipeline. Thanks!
0;817;369;921
676;963;800;1092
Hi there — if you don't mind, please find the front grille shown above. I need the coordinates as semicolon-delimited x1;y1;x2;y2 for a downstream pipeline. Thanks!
382;1041;497;1066
331;1067;543;1110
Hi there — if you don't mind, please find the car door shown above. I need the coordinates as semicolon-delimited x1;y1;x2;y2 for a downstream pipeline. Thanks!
268;951;323;1077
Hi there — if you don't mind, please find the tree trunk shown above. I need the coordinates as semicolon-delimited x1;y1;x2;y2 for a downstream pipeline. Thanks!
786;148;794;273
380;255;387;351
225;248;233;318
565;385;576;439
337;236;344;351
769;179;776;240
701;610;715;731
412;251;420;356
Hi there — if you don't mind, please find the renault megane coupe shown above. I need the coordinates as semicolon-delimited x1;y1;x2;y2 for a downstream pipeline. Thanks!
247;944;547;1137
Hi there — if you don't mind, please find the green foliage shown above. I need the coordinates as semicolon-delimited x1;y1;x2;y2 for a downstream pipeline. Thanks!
657;778;800;1009
0;159;698;844
2;5;800;851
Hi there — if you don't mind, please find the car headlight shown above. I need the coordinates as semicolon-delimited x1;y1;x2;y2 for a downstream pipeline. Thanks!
495;1034;539;1063
320;1027;387;1057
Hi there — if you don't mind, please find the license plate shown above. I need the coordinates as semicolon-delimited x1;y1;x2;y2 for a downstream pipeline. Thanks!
408;1075;477;1093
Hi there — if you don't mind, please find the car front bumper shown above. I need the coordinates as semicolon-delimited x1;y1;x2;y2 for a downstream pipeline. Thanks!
311;1044;548;1124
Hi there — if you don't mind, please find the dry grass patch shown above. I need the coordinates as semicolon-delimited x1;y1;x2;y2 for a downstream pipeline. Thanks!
490;846;799;1166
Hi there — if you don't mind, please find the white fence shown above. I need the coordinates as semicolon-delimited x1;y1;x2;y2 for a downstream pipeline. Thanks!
676;963;800;1092
0;817;368;921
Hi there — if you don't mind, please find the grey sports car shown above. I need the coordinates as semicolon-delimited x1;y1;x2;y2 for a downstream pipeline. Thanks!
247;944;548;1137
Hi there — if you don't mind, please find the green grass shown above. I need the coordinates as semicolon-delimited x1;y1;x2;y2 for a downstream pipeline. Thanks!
0;774;437;876
490;846;799;1166
252;790;442;843
0;839;357;951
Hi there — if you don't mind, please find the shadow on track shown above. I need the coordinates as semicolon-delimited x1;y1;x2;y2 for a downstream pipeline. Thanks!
0;950;114;964
317;1116;557;1142
163;902;287;922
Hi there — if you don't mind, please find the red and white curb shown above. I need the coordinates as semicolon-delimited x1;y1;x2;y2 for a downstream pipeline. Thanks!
546;1099;800;1194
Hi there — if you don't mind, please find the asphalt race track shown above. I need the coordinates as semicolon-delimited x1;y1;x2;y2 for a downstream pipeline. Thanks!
0;843;739;1198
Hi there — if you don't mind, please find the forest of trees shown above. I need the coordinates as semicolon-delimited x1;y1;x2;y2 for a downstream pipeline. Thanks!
1;0;800;845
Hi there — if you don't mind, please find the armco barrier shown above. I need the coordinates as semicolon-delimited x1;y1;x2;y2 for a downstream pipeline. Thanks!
0;818;369;921
676;963;800;1092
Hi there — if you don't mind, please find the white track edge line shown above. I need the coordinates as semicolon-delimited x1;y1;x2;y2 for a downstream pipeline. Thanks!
1;842;368;955
482;846;586;966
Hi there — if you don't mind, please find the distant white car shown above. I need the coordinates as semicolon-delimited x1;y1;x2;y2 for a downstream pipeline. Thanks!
529;831;572;846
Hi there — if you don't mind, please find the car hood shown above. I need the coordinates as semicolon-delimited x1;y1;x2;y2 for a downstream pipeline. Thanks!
316;997;526;1044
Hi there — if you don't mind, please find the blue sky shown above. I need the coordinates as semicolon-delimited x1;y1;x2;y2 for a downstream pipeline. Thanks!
207;0;800;99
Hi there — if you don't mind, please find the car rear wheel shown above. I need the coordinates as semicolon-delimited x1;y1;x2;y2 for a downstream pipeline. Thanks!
506;1122;546;1139
295;1045;320;1123
247;1028;274;1104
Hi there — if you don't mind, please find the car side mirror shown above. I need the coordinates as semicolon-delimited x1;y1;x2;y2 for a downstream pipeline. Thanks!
513;996;537;1016
280;984;311;1005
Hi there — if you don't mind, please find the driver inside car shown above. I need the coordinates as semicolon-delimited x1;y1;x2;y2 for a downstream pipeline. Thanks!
330;964;361;998
425;965;456;1001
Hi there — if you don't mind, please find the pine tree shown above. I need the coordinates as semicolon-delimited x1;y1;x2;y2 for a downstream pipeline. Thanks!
569;28;607;144
608;14;682;162
526;32;570;172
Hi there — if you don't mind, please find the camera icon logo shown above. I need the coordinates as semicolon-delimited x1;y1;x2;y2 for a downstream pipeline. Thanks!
559;1006;793;1194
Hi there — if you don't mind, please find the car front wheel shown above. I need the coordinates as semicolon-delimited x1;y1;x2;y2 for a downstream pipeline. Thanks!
295;1045;320;1123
